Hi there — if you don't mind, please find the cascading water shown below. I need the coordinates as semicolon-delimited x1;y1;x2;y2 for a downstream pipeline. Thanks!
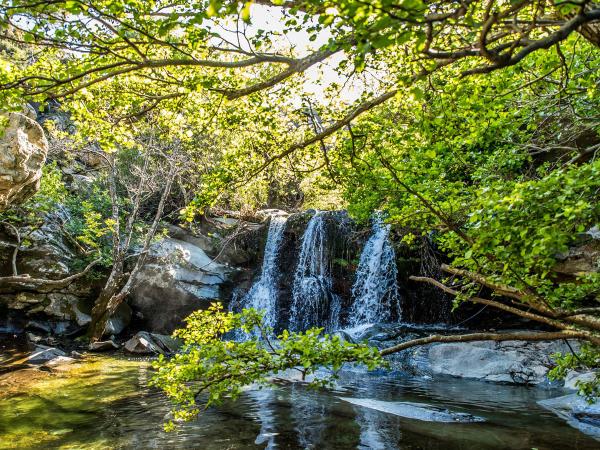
289;211;341;332
236;215;287;331
347;214;400;327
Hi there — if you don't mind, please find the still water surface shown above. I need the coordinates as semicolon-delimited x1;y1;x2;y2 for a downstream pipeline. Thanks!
0;356;597;449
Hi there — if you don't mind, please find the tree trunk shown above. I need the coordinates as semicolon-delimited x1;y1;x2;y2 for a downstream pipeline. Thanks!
88;158;177;342
88;261;124;341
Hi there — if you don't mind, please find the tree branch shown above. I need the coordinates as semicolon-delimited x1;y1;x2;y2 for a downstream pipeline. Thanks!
409;275;569;330
0;258;101;294
380;330;594;356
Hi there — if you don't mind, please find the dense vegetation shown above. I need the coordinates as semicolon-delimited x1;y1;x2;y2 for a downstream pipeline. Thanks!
1;0;599;424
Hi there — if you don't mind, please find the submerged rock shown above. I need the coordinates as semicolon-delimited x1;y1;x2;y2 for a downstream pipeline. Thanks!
339;397;485;423
539;394;600;439
123;331;181;355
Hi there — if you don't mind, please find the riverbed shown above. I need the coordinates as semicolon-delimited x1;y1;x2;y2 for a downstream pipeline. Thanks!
0;356;598;449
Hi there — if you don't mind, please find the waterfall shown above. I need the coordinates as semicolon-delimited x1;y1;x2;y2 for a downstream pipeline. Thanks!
289;211;341;332
347;215;400;327
238;215;287;330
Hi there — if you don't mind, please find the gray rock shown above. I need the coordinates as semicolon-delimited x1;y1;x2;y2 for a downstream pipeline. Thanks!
0;112;48;209
167;223;258;267
104;302;132;336
89;340;119;351
539;394;600;439
26;344;66;364
129;237;236;333
339;397;485;423
124;331;182;355
426;339;574;385
43;355;76;367
565;371;598;390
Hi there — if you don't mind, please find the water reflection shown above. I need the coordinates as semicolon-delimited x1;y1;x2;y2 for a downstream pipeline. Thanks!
248;389;279;449
289;386;327;449
0;356;598;449
355;407;400;450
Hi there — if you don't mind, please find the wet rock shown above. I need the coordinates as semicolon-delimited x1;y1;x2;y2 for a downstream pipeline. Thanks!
0;112;48;209
26;344;66;364
425;339;575;385
539;394;600;439
43;355;76;367
129;237;236;333
89;340;119;351
123;331;181;355
339;397;485;423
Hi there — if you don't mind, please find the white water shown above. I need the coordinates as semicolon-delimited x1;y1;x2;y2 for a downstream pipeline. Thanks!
238;215;287;330
289;211;341;331
347;215;400;327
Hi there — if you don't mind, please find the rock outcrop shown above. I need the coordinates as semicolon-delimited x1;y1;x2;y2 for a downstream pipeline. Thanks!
129;237;238;333
0;213;101;333
425;339;574;384
0;112;48;209
340;323;576;386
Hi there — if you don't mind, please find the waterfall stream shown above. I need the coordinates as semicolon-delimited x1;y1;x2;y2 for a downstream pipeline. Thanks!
347;215;400;327
289;211;341;332
237;215;287;330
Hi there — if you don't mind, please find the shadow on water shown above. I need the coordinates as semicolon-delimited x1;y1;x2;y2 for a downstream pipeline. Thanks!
0;356;598;449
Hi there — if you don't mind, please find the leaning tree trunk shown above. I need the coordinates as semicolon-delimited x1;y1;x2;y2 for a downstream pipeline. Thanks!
88;160;176;342
88;260;125;340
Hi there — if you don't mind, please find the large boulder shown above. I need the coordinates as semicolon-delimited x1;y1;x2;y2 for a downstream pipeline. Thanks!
0;112;48;209
129;237;237;333
426;339;575;384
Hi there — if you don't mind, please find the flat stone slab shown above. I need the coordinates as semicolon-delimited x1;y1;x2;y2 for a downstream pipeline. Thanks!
539;394;600;440
339;397;485;423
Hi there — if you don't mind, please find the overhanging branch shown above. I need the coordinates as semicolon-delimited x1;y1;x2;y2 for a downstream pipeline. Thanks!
380;330;593;356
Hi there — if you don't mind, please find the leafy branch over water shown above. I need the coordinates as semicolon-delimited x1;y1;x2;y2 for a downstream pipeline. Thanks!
150;303;383;431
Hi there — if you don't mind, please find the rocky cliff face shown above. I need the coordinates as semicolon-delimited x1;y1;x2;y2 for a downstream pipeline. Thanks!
0;112;48;209
0;211;102;334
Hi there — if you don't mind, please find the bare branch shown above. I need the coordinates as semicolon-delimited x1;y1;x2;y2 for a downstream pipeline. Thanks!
380;330;595;356
0;258;101;294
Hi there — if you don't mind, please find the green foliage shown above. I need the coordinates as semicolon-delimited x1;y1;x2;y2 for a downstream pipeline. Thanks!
0;162;68;225
151;303;383;430
332;38;600;314
549;345;600;403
